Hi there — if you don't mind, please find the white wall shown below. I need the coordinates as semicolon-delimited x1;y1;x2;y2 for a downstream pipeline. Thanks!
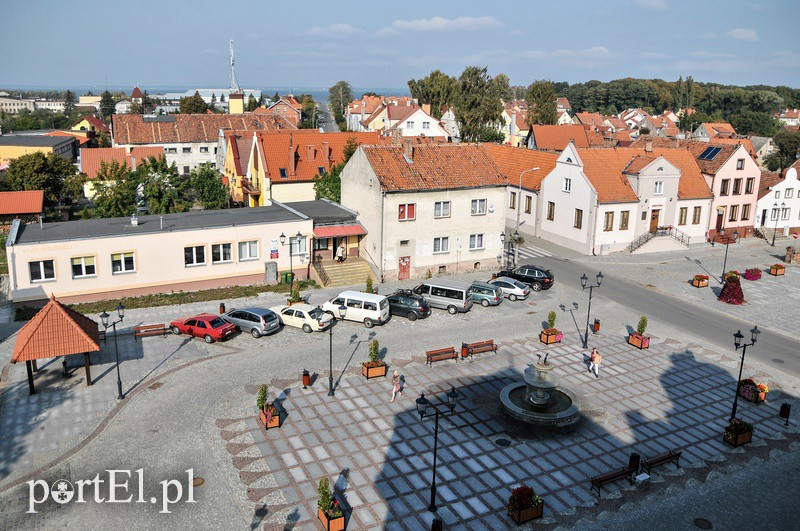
755;167;800;232
400;109;449;138
506;187;538;237
539;150;595;254
340;149;385;271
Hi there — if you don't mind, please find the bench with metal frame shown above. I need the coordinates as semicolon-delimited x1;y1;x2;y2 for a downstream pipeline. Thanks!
589;467;635;496
641;449;682;475
134;324;168;342
426;346;458;365
460;340;498;359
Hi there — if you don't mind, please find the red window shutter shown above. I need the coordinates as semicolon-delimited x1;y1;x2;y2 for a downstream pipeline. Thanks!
408;204;415;219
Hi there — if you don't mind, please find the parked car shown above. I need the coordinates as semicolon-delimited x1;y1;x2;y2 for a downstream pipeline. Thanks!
489;277;531;301
321;291;390;328
170;313;236;343
470;281;504;307
223;307;280;338
413;279;473;314
387;290;432;321
494;265;554;291
270;304;332;333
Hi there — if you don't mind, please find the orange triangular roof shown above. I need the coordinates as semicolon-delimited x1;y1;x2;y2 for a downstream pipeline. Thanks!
12;295;100;363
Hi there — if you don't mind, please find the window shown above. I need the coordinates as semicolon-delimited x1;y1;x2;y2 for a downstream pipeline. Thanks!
111;252;135;274
604;211;614;231
406;121;414;128
509;191;516;210
398;203;416;221
654;181;664;195
200;146;209;153
290;235;307;255
745;178;755;194
422;121;430;129
775;191;780;199
29;260;55;282
678;207;688;226
642;211;647;221
182;147;191;154
318;166;325;175
279;168;287;179
469;234;484;250
166;147;177;154
71;256;96;278
400;240;409;245
212;243;233;264
238;240;259;261
183;166;190;175
728;205;738;222
782;207;791;220
546;201;555;221
524;195;532;214
732;178;742;195
741;204;751;221
563;177;572;192
433;237;449;253
771;207;779;221
471;199;486;215
573;209;583;229
720;179;730;196
620;210;630;230
434;201;450;218
693;206;702;224
736;158;745;170
184;245;206;266
786;188;794;199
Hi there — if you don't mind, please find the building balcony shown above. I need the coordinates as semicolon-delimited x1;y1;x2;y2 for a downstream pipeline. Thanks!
241;178;260;195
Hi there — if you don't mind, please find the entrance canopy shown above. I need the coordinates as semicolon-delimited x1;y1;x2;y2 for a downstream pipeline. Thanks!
313;223;367;239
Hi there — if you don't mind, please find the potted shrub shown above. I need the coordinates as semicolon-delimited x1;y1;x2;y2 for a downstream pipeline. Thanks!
723;418;754;447
743;268;762;281
287;286;303;306
627;315;650;349
738;378;768;403
539;311;563;344
769;263;786;276
719;271;745;305
317;477;345;531
362;339;387;379
505;485;544;525
257;384;280;430
691;274;709;288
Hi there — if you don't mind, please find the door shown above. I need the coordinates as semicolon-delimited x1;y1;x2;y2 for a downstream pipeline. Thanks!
345;298;364;322
650;209;660;232
715;209;724;232
760;209;767;227
398;256;410;280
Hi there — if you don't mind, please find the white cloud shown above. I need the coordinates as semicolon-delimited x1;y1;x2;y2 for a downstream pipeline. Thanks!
726;28;758;41
552;46;611;59
689;50;736;59
639;51;669;59
306;23;360;37
634;0;668;9
376;16;503;37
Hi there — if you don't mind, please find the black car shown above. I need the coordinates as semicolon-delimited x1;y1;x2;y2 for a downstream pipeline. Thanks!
387;290;432;321
494;265;554;291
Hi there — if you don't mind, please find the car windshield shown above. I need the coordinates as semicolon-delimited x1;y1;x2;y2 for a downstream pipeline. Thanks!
209;317;227;328
309;308;324;320
512;279;528;289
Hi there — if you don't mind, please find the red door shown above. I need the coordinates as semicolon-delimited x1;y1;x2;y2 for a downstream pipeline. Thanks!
398;256;410;280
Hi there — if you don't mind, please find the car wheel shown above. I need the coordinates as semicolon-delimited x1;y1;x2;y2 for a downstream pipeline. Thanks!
364;318;374;328
302;323;313;333
407;311;418;321
171;326;180;335
204;334;214;344
447;305;458;315
509;294;517;301
251;328;261;338
481;299;489;307
531;282;542;292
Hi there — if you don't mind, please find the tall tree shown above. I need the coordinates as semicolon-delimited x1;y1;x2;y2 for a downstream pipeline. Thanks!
190;163;228;210
246;95;259;112
764;130;800;171
328;81;353;130
99;90;116;119
6;152;78;205
728;111;779;137
63;90;76;116
454;66;504;142
314;137;359;202
299;96;317;129
137;156;188;213
91;160;138;218
407;70;458;119
141;90;156;114
179;91;208;114
525;81;557;125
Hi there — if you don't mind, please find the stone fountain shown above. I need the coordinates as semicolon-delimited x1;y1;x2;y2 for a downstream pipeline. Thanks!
500;355;580;427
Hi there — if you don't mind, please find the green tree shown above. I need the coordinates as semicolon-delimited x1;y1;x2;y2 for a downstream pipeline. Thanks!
179;91;208;114
407;69;458;119
728;111;779;137
190;163;228;210
64;90;76;116
137;156;188;213
299;96;317;129
271;92;279;104
99;90;116;120
454;66;504;142
314;137;359;202
525;80;557;125
328;81;353;130
91;160;138;218
6;152;77;205
246;95;259;112
141;90;156;114
764;129;800;171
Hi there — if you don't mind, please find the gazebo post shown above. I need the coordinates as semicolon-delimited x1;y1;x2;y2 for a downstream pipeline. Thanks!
84;353;92;386
32;359;38;372
25;361;36;395
62;358;69;378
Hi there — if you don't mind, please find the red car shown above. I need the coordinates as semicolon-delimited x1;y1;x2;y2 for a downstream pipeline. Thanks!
170;313;236;343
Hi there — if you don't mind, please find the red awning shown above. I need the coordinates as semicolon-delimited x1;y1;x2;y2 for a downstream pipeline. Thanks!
313;223;367;238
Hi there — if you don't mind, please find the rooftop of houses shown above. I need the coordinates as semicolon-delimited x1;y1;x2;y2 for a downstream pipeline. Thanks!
0;135;75;148
131;86;143;99
74;115;110;133
282;200;358;225
698;122;736;137
686;141;742;174
574;112;606;128
779;109;799;119
758;170;783;200
0;190;44;215
80;147;165;179
480;143;558;192
45;131;91;146
529;124;591;150
556;97;571;110
111;113;295;145
224;131;253;176
348;95;384;115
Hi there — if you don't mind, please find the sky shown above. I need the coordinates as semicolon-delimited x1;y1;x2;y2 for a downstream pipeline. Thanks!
1;0;798;92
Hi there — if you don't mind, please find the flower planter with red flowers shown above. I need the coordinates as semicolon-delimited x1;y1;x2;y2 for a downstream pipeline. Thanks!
539;328;563;344
769;264;785;276
362;361;387;379
743;268;762;281
505;486;544;525
723;419;754;447
627;333;650;349
259;405;280;430
691;275;709;288
318;478;345;530
318;507;345;531
739;379;768;403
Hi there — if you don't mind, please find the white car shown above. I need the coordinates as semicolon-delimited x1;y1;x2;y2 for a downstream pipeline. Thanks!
489;277;531;301
270;304;332;333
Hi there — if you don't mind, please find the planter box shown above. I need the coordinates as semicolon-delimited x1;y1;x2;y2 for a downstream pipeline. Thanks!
318;508;345;531
769;265;785;276
362;363;387;379
691;278;709;288
627;334;650;349
508;502;544;525
739;385;766;404
723;429;753;448
259;407;280;430
539;331;563;344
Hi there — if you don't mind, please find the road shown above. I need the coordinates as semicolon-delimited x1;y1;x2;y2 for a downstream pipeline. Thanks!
316;101;340;132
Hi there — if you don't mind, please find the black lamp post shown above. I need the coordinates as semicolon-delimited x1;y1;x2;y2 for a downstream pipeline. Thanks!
580;272;603;348
730;326;760;421
512;230;520;268
281;231;303;294
771;202;785;247
328;304;347;397
719;229;739;283
99;304;126;400
500;232;507;270
416;387;460;513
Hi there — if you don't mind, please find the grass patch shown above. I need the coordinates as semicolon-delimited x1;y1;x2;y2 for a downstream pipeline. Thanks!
0;248;7;275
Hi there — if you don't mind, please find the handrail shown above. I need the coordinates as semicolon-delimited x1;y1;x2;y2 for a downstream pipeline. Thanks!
627;231;656;253
312;261;331;286
627;225;690;253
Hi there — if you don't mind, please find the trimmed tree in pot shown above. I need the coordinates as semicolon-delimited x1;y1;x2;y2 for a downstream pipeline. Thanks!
506;485;544;525
539;311;563;344
317;477;345;530
257;384;280;430
362;339;387;379
627;315;650;349
723;418;754;447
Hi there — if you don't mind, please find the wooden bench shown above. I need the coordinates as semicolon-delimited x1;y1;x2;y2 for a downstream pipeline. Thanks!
426;346;458;365
461;340;498;359
590;467;634;496
641;450;682;475
134;324;168;342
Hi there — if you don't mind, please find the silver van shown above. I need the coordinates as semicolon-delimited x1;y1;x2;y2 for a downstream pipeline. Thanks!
413;279;474;314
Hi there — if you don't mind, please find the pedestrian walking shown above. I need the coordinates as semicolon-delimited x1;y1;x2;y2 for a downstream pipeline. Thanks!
390;370;403;402
336;243;346;263
588;347;602;378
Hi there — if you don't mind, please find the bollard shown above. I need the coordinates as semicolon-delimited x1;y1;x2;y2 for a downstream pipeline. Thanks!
628;452;641;474
219;302;226;314
302;370;311;389
780;403;791;426
593;318;600;333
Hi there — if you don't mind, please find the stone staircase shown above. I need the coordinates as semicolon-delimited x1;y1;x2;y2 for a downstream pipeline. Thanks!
313;257;378;288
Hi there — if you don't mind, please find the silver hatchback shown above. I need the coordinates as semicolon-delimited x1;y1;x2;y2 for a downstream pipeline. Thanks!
223;307;280;338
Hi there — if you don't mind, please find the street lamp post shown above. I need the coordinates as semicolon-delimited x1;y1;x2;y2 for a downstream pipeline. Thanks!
328;304;347;397
99;304;126;400
771;202;785;246
514;167;539;265
280;231;303;295
416;387;460;513
719;229;739;283
580;272;603;349
730;326;760;421
500;232;507;270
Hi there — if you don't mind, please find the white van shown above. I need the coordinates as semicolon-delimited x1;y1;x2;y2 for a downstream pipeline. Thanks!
322;290;391;328
413;279;474;314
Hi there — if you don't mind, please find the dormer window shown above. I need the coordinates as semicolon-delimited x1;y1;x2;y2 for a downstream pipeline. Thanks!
318;166;325;175
279;168;287;178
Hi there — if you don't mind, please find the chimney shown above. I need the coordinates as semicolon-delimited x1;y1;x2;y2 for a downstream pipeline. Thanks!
392;128;401;145
129;156;136;171
288;145;296;176
645;140;653;153
404;140;413;161
306;145;315;162
321;141;330;162
422;103;431;115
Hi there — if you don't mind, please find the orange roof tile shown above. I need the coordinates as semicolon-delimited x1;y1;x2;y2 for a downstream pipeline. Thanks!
758;170;783;200
530;125;590;150
12;295;100;363
575;112;605;128
481;143;558;191
46;131;91;146
686;141;740;174
112;114;294;145
700;122;736;137
79;115;110;133
80;147;165;179
130;86;142;99
0;190;44;215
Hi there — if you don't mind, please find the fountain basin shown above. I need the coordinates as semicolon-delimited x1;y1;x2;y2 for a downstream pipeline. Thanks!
500;382;581;427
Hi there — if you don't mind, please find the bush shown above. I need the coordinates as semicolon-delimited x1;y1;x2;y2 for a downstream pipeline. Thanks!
289;286;301;303
365;275;373;294
719;275;745;305
257;384;268;411
505;485;543;512
744;268;762;281
317;477;342;518
547;311;556;329
636;315;648;336
425;269;433;279
368;339;381;365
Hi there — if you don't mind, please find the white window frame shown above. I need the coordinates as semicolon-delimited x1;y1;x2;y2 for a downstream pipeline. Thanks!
111;252;136;274
290;235;307;256
471;199;487;216
211;243;233;264
786;188;794;199
71;256;96;278
29;260;55;282
406;121;414;129
736;158;745;170
654;181;664;195
200;146;209;153
434;201;451;218
563;177;572;193
184;246;206;267
422;121;430;129
509;191;516;210
433;237;450;254
238;240;259;261
782;207;790;220
469;233;484;250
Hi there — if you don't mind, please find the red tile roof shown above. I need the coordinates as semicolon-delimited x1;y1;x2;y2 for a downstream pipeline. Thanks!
130;86;142;99
575;112;605;128
700;122;736;137
313;224;367;238
556;97;571;110
223;131;253;176
481;143;558;191
112;114;294;145
604;117;628;130
80;147;165;179
0;190;44;215
758;170;783;200
46;131;91;146
530;125;590;150
348;95;383;115
12;295;100;363
386;104;420;123
79;115;110;133
686;141;740;174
